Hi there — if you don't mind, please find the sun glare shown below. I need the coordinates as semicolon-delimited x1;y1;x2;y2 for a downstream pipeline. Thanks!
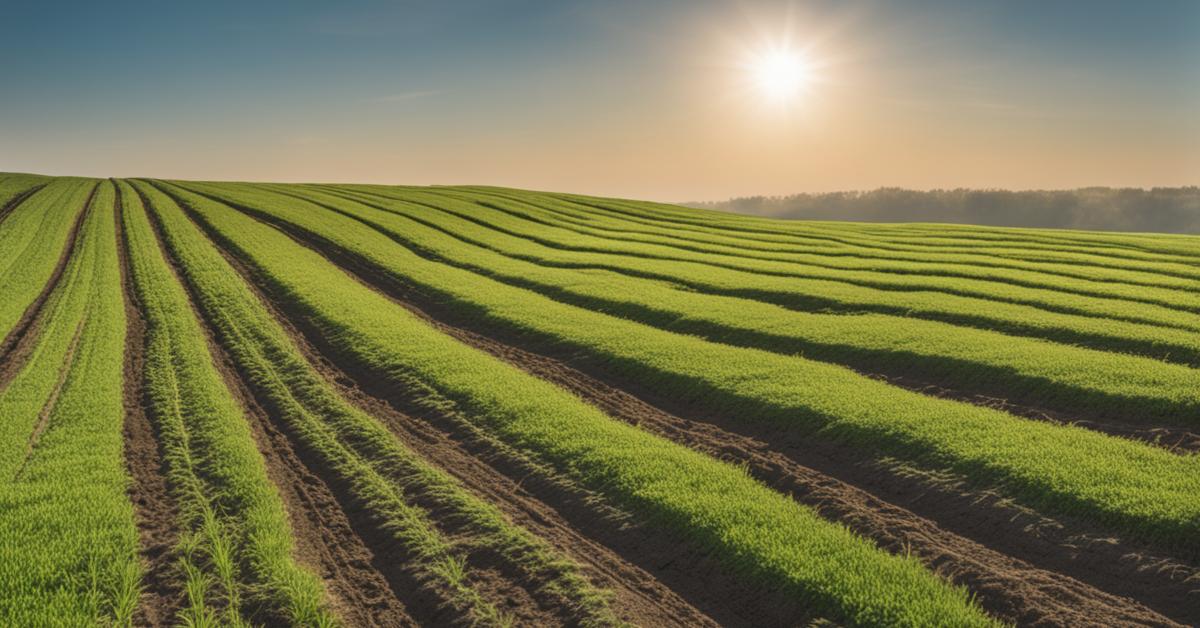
748;47;812;104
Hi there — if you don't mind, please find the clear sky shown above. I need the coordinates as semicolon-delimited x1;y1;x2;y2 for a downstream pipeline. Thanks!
2;0;1197;201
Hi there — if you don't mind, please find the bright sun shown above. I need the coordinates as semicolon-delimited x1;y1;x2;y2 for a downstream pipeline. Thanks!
747;47;812;104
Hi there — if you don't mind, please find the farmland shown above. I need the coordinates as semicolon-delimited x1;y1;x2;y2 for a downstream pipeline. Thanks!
1;173;1198;627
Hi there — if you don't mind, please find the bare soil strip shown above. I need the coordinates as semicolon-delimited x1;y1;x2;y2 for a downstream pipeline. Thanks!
0;182;97;389
133;184;420;626
230;201;1200;627
159;183;834;627
115;183;184;626
0;182;49;225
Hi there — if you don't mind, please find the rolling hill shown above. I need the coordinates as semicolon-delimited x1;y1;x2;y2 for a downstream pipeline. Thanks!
1;173;1197;626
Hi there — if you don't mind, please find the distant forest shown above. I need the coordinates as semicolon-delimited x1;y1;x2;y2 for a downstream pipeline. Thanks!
685;187;1200;234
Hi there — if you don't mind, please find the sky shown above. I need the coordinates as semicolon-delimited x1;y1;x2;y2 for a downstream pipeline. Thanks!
1;0;1197;201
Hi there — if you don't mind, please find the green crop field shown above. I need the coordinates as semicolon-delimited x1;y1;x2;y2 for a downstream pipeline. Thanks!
0;173;1197;627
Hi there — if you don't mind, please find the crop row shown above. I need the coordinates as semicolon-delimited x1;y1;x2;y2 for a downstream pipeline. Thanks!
502;184;1200;279
361;187;1200;330
153;180;998;626
131;179;626;627
0;173;48;214
438;186;1200;296
543;190;1200;265
251;183;1200;426
517;189;1200;282
118;180;335;626
0;182;141;625
386;185;1199;313
0;179;95;342
318;185;1200;365
172;180;1200;552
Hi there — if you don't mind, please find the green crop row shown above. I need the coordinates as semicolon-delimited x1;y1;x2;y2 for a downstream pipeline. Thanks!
0;178;95;341
433;185;1200;296
333;186;1200;334
841;220;1200;259
516;188;1200;280
0;181;141;625
0;173;48;212
131;179;626;627
173;180;1200;553
316;184;1200;365
153;180;999;626
251;183;1200;426
545;189;1200;265
398;185;1200;313
118;180;335;626
303;183;1200;366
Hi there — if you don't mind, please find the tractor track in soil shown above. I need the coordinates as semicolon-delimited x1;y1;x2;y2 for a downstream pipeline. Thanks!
191;187;1200;627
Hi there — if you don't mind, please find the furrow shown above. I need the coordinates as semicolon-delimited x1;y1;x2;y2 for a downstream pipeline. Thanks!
0;179;143;625
471;195;1200;328
115;181;183;626
203;324;421;628
0;182;98;389
403;292;1196;627
228;191;1197;625
451;186;1200;292
182;196;761;628
164;181;1200;558
410;186;1200;314
268;184;1200;443
551;193;1200;268
0;181;49;225
538;191;1200;281
150;180;1002;627
12;321;84;481
140;186;530;627
136;179;638;628
126;180;414;626
315;184;1200;367
862;373;1200;454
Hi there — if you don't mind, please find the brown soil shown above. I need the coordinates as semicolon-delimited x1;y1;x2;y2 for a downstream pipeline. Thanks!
269;315;735;628
205;193;1200;627
115;183;184;626
0;182;49;224
0;182;97;389
131;182;424;626
393;283;1198;626
865;372;1200;454
275;184;1200;455
157;182;777;628
220;361;421;628
158;181;828;627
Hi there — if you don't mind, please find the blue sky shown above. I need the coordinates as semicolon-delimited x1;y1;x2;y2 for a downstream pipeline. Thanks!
2;0;1196;200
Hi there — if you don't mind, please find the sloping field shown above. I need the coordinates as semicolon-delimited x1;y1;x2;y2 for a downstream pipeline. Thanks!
1;173;1198;627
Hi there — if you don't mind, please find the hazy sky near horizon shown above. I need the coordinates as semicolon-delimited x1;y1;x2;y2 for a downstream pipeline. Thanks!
2;0;1197;201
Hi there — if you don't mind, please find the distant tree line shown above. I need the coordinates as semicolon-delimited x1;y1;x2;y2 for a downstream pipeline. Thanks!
684;187;1200;234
